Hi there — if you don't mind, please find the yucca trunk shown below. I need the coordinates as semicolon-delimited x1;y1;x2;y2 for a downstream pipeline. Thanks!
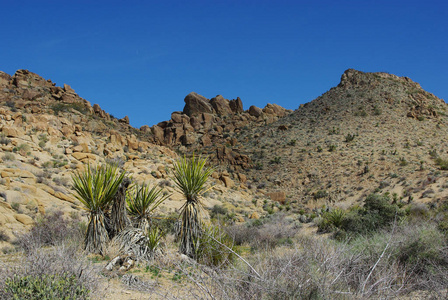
85;210;109;255
179;198;202;258
134;217;150;232
109;178;131;238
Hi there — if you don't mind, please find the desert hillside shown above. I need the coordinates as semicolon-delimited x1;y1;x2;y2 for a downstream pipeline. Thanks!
0;69;266;246
233;69;448;211
1;68;448;299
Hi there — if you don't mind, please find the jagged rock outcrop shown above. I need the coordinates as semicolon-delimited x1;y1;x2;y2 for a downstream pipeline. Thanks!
183;92;213;116
151;92;291;147
150;92;291;170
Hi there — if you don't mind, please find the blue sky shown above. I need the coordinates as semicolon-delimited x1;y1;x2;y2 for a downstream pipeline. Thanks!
1;0;447;128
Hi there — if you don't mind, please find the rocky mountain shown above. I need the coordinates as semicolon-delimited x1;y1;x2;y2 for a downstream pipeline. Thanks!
0;70;266;246
2;67;448;247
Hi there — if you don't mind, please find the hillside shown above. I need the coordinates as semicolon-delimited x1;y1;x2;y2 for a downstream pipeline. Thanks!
234;69;448;211
0;70;266;246
1;68;448;299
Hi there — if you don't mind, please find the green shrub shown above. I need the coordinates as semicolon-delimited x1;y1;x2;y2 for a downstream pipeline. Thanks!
146;227;164;252
345;133;356;142
317;208;346;233
14;210;83;252
341;193;404;235
211;204;228;217
195;224;235;267
270;156;281;164
4;273;90;300
396;225;446;275
313;190;328;200
435;157;448;170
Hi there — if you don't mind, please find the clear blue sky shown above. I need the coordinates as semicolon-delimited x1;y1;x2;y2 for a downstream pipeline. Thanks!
1;0;447;128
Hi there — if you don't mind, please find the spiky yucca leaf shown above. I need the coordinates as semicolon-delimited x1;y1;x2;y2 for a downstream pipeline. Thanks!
126;183;169;229
172;155;214;203
72;164;126;212
72;164;126;254
172;155;214;258
147;226;164;252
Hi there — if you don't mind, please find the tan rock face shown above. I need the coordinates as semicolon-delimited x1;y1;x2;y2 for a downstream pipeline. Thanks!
0;71;11;88
1;126;24;138
210;95;232;116
119;116;130;124
229;97;243;113
15;213;34;225
183;92;213;116
268;191;286;204
249;105;263;117
220;175;234;188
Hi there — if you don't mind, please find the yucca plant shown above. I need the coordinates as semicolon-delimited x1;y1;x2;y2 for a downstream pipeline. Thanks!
171;154;214;258
147;226;164;252
72;164;126;254
126;183;169;230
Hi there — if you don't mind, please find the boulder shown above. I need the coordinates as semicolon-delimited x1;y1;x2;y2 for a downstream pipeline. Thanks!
171;112;183;123
229;97;243;113
12;69;51;89
210;95;232;116
0;71;11;88
119;116;130;124
248;105;263;117
15;214;34;225
1;126;24;138
63;84;76;94
93;104;107;118
151;125;165;144
140;125;151;133
1;168;35;179
268;191;286;204
183;92;213;116
220;175;234;188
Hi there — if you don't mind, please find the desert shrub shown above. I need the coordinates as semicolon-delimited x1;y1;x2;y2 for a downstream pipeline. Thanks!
396;225;447;274
3;273;89;299
225;224;258;246
345;133;356;142
0;230;10;242
340;193;404;235
51;102;88;115
151;212;178;234
0;134;11;145
2;152;14;161
178;222;448;299
194;224;235;267
317;208;346;233
14;210;83;252
225;214;297;250
435;157;448;170
0;245;98;300
210;204;228;218
313;189;328;199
